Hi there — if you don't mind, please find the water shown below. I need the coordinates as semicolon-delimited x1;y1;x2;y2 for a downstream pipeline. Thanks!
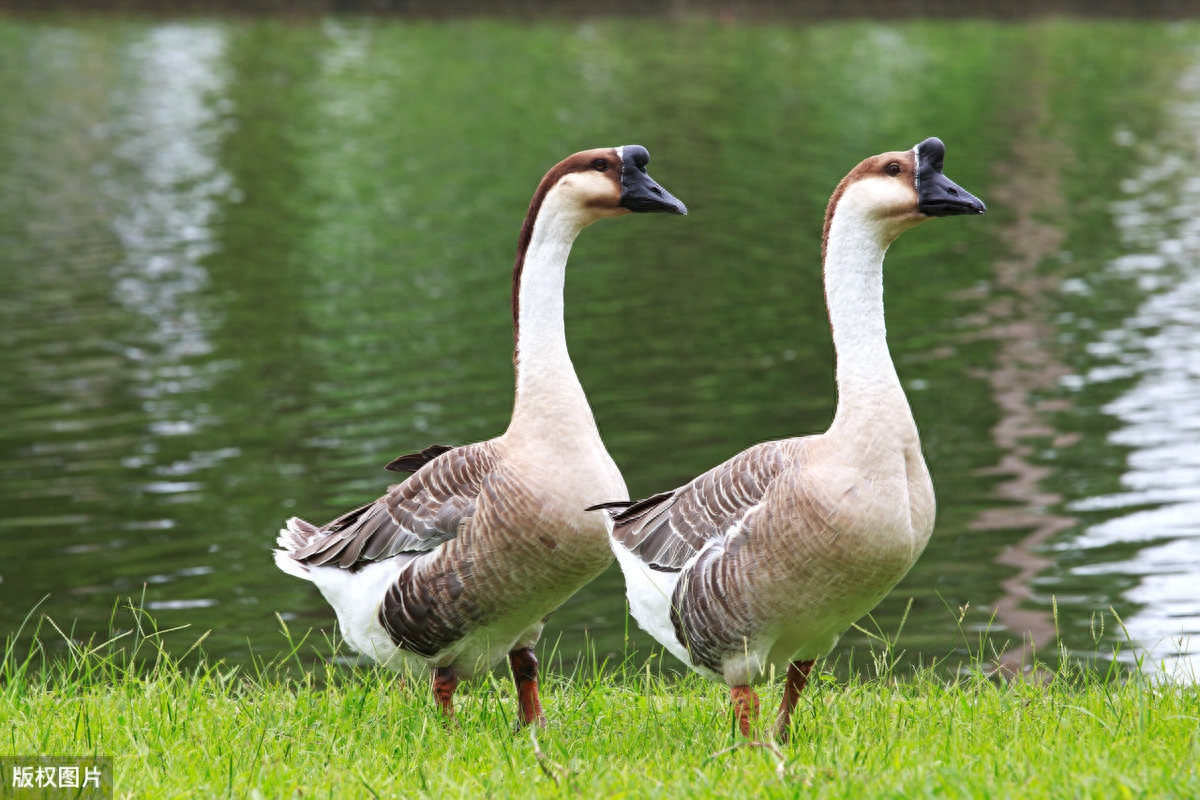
1;15;1198;679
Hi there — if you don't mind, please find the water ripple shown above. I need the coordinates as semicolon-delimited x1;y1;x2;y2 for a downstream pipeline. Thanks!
1062;54;1200;678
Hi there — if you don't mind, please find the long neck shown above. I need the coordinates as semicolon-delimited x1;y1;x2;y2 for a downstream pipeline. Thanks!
506;197;598;441
823;208;911;436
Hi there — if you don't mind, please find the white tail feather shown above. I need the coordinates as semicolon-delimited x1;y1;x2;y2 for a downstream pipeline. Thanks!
273;518;317;580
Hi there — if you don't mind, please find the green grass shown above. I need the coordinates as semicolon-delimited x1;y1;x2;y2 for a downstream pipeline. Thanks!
2;603;1198;799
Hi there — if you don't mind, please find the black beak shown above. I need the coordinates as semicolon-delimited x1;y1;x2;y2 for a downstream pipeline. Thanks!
915;137;986;217
617;145;688;215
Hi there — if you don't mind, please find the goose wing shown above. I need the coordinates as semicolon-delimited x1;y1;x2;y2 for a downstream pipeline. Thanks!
291;442;498;569
604;441;789;572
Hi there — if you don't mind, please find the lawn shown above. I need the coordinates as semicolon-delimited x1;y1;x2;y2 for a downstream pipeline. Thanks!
2;605;1197;799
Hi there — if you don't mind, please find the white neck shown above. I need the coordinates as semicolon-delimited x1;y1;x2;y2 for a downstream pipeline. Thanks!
823;197;913;435
507;192;600;441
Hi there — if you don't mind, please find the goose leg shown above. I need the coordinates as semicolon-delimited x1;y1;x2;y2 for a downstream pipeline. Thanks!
432;666;460;720
729;685;760;737
509;646;547;727
773;659;815;743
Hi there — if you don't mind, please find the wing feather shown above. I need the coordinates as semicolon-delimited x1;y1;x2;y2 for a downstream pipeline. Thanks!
383;443;455;473
608;442;790;571
292;442;498;569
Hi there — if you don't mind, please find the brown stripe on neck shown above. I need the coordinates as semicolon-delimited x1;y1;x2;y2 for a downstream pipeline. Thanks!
820;173;852;270
820;165;859;340
510;147;620;371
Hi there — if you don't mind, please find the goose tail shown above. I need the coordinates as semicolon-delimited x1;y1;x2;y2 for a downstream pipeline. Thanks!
585;499;632;533
274;517;322;580
588;491;675;526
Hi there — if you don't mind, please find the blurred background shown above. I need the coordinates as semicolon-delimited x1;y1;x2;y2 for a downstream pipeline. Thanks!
1;1;1198;681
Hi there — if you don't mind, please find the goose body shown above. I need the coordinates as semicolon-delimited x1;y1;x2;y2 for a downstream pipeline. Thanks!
597;138;984;739
275;145;686;724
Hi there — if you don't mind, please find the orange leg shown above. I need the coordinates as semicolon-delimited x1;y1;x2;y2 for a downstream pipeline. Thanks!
729;685;761;737
432;666;460;720
773;660;815;742
509;647;547;727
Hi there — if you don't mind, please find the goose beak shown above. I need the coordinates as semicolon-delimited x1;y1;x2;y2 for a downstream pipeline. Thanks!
618;144;688;215
915;137;986;217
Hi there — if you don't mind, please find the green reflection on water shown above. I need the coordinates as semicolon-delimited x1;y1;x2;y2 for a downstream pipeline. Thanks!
0;15;1193;675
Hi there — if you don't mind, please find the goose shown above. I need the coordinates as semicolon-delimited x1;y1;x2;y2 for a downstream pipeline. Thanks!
275;145;686;726
593;138;984;741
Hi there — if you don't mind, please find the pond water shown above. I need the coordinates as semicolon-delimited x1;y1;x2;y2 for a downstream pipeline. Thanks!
1;15;1198;680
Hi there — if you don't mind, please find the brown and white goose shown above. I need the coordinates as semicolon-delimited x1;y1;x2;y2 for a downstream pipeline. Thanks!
275;146;686;725
594;138;984;740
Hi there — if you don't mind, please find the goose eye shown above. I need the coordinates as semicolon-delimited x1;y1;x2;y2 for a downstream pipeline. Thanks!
885;162;902;177
592;158;609;172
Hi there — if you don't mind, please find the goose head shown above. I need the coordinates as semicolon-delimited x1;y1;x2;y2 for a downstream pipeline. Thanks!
525;145;687;235
824;137;985;250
